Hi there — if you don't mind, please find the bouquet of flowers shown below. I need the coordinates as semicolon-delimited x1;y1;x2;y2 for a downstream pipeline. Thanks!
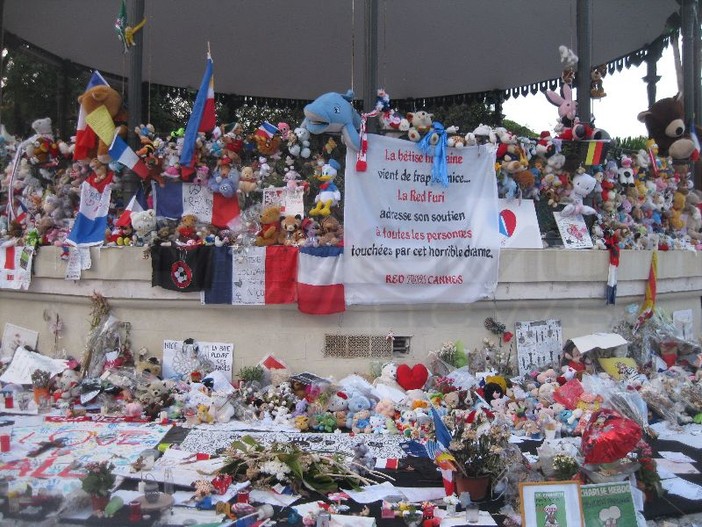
443;408;511;480
80;460;116;497
218;435;387;495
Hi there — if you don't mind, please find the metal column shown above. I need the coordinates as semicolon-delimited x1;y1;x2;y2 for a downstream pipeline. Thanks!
576;0;592;124
125;0;145;198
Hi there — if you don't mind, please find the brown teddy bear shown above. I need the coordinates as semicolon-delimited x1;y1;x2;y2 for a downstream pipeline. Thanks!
317;216;344;246
255;205;282;246
637;94;701;161
76;85;129;163
176;214;199;245
278;214;305;246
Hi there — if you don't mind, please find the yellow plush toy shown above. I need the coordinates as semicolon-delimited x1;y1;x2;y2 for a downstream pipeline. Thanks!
255;206;281;247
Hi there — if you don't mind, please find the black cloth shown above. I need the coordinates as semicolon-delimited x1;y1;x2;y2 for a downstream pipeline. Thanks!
151;245;214;292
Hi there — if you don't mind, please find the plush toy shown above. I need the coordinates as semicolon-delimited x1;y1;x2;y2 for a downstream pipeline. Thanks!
561;171;597;216
346;394;372;429
76;85;128;163
176;214;199;246
373;362;404;392
405;111;434;142
352;409;372;434
288;127;312;159
131;209;157;246
309;159;342;216
238;166;260;196
255;205;282;246
278;214;305;246
302;90;362;150
590;65;607;98
637;94;701;161
252;121;282;156
316;215;343;246
135;346;162;377
685;191;702;243
545;83;577;128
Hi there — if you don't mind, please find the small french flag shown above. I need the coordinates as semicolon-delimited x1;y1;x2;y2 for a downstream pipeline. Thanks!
115;187;148;228
109;134;149;179
255;121;279;140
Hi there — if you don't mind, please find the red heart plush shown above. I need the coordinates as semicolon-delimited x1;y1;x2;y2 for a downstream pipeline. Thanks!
396;363;429;391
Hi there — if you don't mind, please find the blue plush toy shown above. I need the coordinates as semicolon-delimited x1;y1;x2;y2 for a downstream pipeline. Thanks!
302;90;362;151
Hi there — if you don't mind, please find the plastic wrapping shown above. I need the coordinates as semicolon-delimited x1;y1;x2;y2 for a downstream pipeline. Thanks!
581;409;642;464
639;377;682;428
581;374;652;437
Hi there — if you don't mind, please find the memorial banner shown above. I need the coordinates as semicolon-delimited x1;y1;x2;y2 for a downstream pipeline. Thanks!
344;134;499;305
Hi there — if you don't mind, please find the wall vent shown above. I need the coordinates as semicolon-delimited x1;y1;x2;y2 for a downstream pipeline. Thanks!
323;334;394;358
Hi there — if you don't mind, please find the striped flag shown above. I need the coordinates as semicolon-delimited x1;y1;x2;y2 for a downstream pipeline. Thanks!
582;140;609;166
0;245;33;290
255;121;279;140
74;71;108;161
634;250;658;331
151;180;240;229
67;172;114;246
109;134;149;179
180;52;216;178
297;246;345;315
202;246;298;305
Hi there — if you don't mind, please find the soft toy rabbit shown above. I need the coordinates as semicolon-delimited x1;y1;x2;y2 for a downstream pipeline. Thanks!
545;84;577;128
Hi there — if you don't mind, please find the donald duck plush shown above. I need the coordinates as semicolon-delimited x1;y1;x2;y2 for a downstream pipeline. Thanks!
309;159;342;216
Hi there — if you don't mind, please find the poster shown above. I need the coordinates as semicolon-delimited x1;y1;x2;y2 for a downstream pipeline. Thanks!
498;199;543;248
516;319;563;377
344;134;500;305
581;482;638;527
553;211;593;249
162;339;234;380
1;323;39;362
262;187;305;218
0;346;68;385
520;481;583;527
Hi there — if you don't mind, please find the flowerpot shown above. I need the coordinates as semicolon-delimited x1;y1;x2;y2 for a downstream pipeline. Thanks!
454;474;490;501
91;494;110;513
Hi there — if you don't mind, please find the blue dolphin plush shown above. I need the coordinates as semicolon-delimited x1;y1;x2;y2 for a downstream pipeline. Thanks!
302;90;362;151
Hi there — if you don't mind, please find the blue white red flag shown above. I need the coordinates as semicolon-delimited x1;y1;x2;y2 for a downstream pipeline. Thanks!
115;187;148;228
180;53;216;176
109;134;150;179
67;172;114;246
297;246;345;315
151;180;239;229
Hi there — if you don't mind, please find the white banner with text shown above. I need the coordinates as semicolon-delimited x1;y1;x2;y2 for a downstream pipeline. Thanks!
344;134;500;305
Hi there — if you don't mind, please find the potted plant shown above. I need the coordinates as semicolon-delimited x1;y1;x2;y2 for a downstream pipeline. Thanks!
81;460;116;512
237;365;264;388
30;369;51;405
441;408;512;500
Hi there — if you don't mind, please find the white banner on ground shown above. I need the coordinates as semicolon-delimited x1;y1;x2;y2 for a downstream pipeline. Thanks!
344;134;500;305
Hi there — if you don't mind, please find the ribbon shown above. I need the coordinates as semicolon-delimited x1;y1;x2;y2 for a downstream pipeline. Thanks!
418;122;449;187
356;109;379;172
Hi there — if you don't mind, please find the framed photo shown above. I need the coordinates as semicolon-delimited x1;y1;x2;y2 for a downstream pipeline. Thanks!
580;482;638;527
520;480;584;527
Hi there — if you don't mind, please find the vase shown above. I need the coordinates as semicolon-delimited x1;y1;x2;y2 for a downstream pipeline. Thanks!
33;387;50;404
454;474;490;501
91;494;110;513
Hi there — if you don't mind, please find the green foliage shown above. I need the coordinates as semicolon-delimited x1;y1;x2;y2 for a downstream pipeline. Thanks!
81;461;116;497
430;100;501;133
237;365;264;383
502;119;537;138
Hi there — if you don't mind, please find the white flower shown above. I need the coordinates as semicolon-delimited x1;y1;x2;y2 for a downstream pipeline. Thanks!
259;459;291;481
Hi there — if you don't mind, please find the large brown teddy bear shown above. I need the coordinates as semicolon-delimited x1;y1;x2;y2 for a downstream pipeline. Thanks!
637;94;700;162
76;85;129;164
255;205;282;247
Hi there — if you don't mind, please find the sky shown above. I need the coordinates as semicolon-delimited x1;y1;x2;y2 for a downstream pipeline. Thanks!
502;43;679;139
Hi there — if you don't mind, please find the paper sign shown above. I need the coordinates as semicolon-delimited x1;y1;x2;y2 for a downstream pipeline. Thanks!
1;323;39;362
0;346;68;385
79;247;92;270
567;333;628;354
498;199;543;248
162;339;234;380
553;211;593;249
64;247;82;280
232;246;265;305
581;482;638;527
262;186;305;217
515;319;563;377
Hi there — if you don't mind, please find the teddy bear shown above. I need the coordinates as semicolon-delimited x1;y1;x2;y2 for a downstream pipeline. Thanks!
135;346;162;377
317;215;343;246
238;166;260;196
255;205;282;247
352;409;372;434
373;362;404;392
684;190;702;244
278;214;305;246
637;94;701;162
287;127;312;159
176;214;199;246
346;394;372;430
76;84;129;163
590;65;607;98
405;111;434;142
131;209;157;246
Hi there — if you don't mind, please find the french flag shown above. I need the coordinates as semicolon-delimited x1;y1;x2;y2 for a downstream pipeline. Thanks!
202;246;298;305
297;246;345;315
109;134;150;180
180;52;216;178
115;187;148;228
67;171;114;246
152;180;240;229
74;71;108;162
255;121;279;140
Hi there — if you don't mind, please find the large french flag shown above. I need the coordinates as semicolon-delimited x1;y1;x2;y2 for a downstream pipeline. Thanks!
67;172;114;246
152;180;240;229
115;186;148;228
297;246;345;315
74;71;108;161
180;53;216;178
202;246;298;305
